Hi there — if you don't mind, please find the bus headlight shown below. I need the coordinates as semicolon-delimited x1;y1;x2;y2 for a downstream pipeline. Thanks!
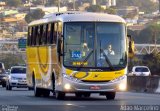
63;73;80;82
64;83;71;90
110;75;127;91
110;75;126;83
118;82;127;91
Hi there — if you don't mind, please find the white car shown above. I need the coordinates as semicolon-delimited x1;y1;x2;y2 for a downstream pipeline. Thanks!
6;66;27;90
129;66;151;76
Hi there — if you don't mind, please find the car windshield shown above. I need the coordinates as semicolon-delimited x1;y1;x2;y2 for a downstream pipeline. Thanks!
63;22;127;71
11;67;26;74
135;67;149;72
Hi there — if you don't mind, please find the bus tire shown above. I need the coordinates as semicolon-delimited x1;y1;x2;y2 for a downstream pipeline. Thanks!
52;73;55;95
106;92;116;100
55;92;65;100
33;74;42;97
42;89;50;97
34;86;42;97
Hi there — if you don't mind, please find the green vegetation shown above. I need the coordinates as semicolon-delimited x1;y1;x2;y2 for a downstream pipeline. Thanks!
5;0;22;7
129;53;160;76
128;23;160;44
25;8;45;23
116;0;158;14
85;5;116;14
46;0;58;6
86;5;104;12
0;54;25;69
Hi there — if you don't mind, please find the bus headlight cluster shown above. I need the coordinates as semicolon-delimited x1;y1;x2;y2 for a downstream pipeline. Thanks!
110;75;126;83
63;73;81;82
110;75;127;91
118;83;126;91
64;83;71;90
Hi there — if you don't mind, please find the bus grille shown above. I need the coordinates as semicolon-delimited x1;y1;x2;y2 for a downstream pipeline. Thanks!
81;80;110;83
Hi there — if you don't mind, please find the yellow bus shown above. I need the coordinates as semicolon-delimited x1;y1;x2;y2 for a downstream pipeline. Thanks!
26;12;133;100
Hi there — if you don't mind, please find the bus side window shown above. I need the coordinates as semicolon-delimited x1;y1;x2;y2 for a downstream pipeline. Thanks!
45;24;48;44
27;27;32;46
31;27;34;46
33;26;38;46
47;24;51;45
42;24;47;45
50;23;57;44
54;23;58;44
49;23;54;44
39;25;43;45
37;26;40;46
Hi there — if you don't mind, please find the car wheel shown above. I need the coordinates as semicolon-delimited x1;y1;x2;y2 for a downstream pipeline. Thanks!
6;84;8;90
75;92;83;98
55;92;65;100
28;87;33;90
106;92;116;100
83;93;91;97
2;83;6;87
8;84;12;90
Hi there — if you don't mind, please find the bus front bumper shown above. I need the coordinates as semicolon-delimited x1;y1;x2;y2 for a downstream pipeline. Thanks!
56;75;127;93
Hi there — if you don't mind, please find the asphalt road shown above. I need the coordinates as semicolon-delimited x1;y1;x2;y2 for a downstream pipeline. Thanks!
0;86;160;111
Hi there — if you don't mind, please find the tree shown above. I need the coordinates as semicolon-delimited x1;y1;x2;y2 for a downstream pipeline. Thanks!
142;53;160;76
0;54;25;69
32;0;44;5
85;5;104;12
46;0;58;6
6;0;22;7
105;7;117;14
138;23;160;44
116;0;158;14
25;9;45;23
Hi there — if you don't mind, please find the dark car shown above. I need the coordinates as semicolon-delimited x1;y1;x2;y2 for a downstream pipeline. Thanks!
0;62;7;87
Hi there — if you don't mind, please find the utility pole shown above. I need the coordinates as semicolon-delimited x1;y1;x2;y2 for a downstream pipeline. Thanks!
73;0;75;11
159;0;160;13
58;0;60;12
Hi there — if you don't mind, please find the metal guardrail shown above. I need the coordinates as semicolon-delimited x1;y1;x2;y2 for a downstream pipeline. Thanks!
127;76;160;93
0;40;25;53
135;44;160;55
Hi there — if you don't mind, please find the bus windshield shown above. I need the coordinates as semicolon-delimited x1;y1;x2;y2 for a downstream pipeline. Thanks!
63;22;127;71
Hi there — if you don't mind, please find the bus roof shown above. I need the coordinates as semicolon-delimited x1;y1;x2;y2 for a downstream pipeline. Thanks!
28;12;126;26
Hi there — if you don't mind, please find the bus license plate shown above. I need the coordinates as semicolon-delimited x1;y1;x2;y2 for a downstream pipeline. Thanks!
90;86;101;90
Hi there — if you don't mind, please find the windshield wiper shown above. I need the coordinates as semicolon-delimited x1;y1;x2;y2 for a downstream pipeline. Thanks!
77;49;94;70
100;49;115;71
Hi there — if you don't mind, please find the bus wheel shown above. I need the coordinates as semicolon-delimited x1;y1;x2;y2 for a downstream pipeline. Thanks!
106;92;116;100
52;73;55;96
55;92;65;100
42;89;50;97
34;86;42;97
83;93;91;97
75;92;83;98
33;75;42;97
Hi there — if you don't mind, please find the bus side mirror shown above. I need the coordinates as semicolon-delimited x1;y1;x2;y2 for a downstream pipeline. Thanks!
127;35;135;58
